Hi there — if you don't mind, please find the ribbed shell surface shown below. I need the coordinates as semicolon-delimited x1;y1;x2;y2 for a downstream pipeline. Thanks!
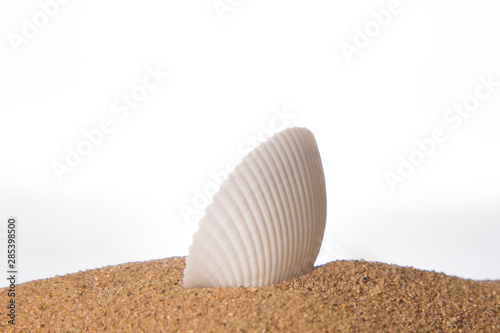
183;127;327;288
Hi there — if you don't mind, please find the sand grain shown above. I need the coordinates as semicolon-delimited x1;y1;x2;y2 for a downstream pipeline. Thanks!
1;257;499;332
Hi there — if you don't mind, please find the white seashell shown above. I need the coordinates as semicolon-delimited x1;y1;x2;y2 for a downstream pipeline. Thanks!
183;127;327;288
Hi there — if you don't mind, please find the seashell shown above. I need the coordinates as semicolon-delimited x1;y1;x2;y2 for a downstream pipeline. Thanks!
183;127;327;288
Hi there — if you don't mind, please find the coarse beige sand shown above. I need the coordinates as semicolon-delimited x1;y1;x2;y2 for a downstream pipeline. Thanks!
1;257;499;332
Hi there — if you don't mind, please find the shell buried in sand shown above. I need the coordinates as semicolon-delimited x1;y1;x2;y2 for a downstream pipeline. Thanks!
183;127;327;288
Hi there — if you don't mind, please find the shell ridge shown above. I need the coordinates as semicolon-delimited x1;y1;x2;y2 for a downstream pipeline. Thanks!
265;135;301;282
184;237;226;287
251;147;287;285
270;132;302;279
230;162;268;286
291;130;317;269
273;133;306;277
201;209;241;286
188;191;247;286
238;155;276;286
289;129;319;270
281;129;312;274
301;129;327;265
217;184;257;287
184;127;327;288
259;142;293;283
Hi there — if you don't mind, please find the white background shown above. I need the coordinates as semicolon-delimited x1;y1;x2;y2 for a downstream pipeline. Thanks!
1;0;499;288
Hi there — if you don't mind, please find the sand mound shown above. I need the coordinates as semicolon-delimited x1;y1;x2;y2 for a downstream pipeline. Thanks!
1;257;499;332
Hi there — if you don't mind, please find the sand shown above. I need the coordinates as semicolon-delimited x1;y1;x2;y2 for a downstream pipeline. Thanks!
1;257;499;332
